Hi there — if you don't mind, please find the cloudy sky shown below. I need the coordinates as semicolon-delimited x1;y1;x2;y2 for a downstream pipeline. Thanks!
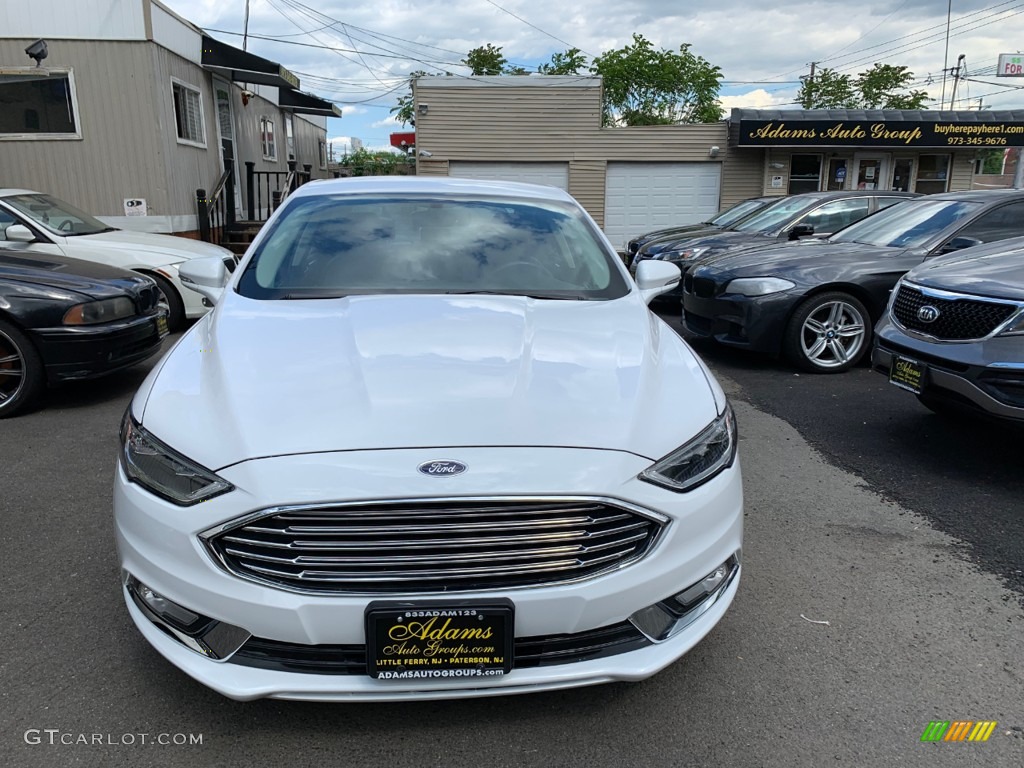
163;0;1024;153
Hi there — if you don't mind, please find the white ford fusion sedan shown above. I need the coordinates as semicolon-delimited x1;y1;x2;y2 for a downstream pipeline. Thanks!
114;177;743;702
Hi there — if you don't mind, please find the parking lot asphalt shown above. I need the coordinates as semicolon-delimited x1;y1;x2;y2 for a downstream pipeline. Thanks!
1;320;1022;768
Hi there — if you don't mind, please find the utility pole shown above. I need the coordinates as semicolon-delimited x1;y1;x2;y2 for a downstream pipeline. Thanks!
940;0;952;106
243;0;251;51
948;54;966;110
804;62;817;108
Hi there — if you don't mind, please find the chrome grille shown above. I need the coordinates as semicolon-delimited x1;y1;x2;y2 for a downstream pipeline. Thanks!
892;284;1018;341
205;498;664;594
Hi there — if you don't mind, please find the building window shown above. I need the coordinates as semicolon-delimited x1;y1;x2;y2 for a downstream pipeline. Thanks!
319;139;328;169
171;79;205;147
260;116;277;160
0;69;80;140
916;155;950;194
789;155;822;193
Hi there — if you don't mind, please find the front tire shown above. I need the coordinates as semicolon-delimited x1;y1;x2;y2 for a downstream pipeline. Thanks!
783;292;869;373
149;273;186;332
0;318;46;419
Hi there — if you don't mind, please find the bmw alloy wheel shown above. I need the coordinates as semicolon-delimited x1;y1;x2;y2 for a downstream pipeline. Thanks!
785;292;869;373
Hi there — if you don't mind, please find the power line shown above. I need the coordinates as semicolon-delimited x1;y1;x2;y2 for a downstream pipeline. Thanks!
480;0;593;57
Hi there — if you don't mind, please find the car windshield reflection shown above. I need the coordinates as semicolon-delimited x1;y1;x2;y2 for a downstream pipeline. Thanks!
237;195;630;301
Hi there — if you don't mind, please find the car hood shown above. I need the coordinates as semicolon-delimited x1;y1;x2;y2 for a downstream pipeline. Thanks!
905;247;1024;301
639;225;720;253
68;229;232;263
655;229;777;256
693;239;901;279
0;252;153;299
139;293;721;470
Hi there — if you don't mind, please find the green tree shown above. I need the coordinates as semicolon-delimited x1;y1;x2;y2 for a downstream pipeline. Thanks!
339;148;413;176
464;44;508;75
855;63;930;109
797;68;859;109
590;34;723;126
390;70;433;127
538;48;588;75
798;64;929;109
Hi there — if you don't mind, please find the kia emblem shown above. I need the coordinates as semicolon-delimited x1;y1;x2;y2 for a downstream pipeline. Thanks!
917;305;940;323
417;460;467;477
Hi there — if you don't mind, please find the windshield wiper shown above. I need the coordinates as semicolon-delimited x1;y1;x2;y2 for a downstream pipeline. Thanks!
70;227;119;236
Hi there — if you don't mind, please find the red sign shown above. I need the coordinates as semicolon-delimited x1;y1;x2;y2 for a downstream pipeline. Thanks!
390;132;415;148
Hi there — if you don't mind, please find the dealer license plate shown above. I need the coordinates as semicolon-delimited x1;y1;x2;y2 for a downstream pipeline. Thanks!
365;600;514;680
155;315;169;337
889;354;926;394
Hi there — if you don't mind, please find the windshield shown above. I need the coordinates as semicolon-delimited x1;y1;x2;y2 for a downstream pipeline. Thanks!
237;195;631;301
830;200;981;249
710;199;768;227
731;196;817;234
3;194;115;236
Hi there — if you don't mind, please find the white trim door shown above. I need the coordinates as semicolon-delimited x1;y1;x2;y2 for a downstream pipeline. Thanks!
605;162;721;251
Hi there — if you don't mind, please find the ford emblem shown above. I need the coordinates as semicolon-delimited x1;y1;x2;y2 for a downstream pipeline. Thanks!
917;305;940;323
417;460;467;477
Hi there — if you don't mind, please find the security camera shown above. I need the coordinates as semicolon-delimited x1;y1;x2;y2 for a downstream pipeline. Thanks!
418;150;433;158
241;88;255;99
25;39;48;66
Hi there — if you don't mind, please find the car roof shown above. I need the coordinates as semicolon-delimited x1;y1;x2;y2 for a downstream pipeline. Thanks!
0;189;41;197
784;190;920;200
289;176;577;204
920;188;1024;202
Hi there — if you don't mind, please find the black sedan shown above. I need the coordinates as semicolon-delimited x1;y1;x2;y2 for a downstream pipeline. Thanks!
873;236;1024;424
0;252;168;417
635;191;918;304
682;190;1024;373
626;196;775;260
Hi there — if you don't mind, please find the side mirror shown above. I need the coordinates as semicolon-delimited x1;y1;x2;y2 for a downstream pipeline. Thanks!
939;236;984;255
5;224;36;243
788;223;815;240
179;256;228;305
635;260;681;305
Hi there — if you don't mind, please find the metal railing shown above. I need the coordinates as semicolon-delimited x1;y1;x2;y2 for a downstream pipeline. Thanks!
245;160;312;222
196;160;236;246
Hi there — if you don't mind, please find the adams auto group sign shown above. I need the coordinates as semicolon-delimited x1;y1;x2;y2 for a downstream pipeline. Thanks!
737;119;1024;148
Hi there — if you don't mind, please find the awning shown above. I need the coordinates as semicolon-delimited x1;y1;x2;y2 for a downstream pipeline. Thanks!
201;35;300;90
278;87;342;118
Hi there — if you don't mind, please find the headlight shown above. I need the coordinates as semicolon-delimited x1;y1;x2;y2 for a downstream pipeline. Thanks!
120;411;233;505
998;309;1024;336
63;297;135;325
725;277;796;296
639;404;737;492
659;246;709;262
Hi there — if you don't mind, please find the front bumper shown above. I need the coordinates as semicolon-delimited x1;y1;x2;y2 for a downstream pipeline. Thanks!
682;282;796;357
872;319;1024;423
31;311;168;384
115;446;743;701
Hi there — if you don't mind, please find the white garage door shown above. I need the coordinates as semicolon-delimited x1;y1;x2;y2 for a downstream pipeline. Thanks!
448;162;569;190
605;163;722;251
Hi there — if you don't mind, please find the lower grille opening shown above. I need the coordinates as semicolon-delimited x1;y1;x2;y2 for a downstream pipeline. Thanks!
229;621;651;675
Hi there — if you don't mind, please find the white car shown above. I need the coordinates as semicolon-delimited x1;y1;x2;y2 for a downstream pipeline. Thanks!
114;177;743;702
0;189;235;330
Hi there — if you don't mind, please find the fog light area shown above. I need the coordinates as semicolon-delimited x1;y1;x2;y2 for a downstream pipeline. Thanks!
629;556;739;642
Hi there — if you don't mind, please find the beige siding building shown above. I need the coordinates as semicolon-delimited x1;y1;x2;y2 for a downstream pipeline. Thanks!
412;77;1005;249
0;0;335;236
